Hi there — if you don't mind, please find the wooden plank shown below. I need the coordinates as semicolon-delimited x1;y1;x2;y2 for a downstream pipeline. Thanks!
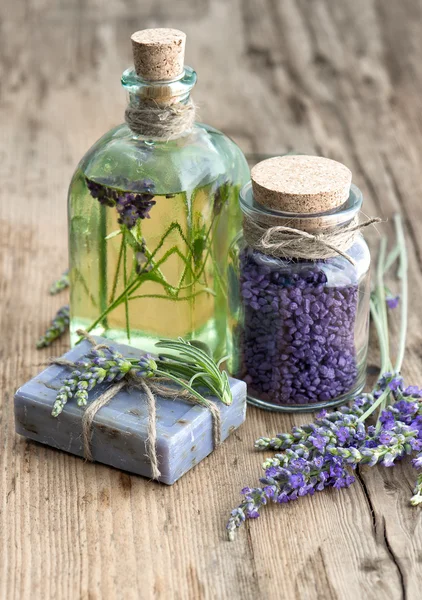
0;0;422;598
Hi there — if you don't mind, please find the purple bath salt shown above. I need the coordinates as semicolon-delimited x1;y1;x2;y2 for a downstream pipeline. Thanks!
237;248;359;407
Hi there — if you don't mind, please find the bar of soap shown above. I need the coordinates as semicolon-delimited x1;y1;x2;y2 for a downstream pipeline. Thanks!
14;339;247;484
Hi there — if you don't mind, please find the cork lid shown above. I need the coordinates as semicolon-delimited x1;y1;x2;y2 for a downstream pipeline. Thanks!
251;155;352;214
131;28;186;81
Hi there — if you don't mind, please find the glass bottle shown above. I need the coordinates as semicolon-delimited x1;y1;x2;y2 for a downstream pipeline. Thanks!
68;29;249;356
228;156;371;412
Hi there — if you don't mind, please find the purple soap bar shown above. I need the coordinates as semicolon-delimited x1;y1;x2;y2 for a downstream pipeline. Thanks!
14;339;247;484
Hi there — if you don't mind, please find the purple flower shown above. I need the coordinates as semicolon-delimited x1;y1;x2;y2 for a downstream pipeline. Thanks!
277;492;289;503
228;370;422;540
86;176;156;229
386;295;400;309
316;409;328;419
388;375;403;391
381;417;396;431
412;454;422;469
410;439;422;451
382;453;395;467
51;342;133;416
290;458;307;470
265;466;280;478
136;355;157;378
403;386;422;398
313;456;324;468
289;473;305;489
309;435;326;451
263;486;276;498
337;427;350;444
379;431;392;445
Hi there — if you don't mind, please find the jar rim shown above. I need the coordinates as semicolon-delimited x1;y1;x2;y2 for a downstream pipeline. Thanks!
239;181;363;228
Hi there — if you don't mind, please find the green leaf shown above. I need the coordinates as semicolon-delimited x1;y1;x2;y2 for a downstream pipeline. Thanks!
155;338;233;405
189;340;213;357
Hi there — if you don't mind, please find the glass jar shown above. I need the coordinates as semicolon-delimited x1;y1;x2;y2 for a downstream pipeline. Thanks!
68;65;249;356
228;182;371;411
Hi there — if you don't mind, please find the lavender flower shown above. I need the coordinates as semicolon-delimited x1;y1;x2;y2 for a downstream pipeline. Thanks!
226;448;355;540
330;419;419;467
85;176;156;229
116;192;156;228
386;295;400;309
254;394;372;451
52;345;133;416
376;372;403;393
135;355;157;378
37;305;70;348
228;393;422;539
49;270;70;295
85;178;116;207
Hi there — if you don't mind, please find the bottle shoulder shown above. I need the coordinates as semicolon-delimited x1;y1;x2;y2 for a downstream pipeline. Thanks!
72;122;249;195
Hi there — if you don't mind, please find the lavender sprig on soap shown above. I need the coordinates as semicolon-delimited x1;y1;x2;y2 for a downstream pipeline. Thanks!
52;344;133;416
52;337;232;417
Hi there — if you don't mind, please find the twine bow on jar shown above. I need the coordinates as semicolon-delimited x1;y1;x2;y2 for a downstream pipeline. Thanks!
243;216;382;266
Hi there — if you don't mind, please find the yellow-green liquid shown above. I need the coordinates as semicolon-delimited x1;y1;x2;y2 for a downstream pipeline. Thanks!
69;170;237;355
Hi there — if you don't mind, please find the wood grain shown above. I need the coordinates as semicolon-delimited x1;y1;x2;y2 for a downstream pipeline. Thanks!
1;1;422;598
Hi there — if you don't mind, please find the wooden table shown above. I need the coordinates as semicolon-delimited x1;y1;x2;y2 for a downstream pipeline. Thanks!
1;1;422;598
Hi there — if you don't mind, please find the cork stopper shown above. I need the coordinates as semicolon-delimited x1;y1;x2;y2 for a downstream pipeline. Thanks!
131;28;186;81
251;155;352;214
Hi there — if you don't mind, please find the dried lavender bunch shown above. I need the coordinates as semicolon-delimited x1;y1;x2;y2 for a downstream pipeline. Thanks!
254;393;373;451
227;392;421;540
52;337;232;417
227;215;422;540
37;305;70;349
49;270;69;295
52;345;133;416
86;176;156;228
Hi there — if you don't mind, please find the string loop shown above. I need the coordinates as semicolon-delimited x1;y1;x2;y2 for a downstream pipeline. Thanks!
243;216;382;265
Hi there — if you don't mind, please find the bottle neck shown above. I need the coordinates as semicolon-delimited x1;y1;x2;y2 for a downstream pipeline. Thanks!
121;66;197;140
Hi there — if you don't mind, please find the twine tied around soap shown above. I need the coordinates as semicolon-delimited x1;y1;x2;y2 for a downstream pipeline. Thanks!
53;330;221;480
125;98;196;140
243;215;382;265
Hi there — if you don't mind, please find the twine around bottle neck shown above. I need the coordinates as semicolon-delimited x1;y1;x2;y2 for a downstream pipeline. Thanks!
125;96;196;140
243;214;381;265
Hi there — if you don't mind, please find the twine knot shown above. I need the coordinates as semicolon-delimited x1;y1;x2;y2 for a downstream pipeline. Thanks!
244;216;382;265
